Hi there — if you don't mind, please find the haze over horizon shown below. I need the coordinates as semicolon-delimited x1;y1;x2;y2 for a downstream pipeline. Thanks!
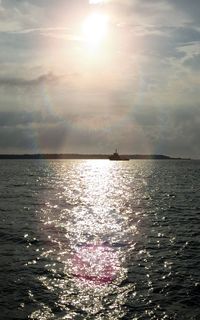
0;0;200;158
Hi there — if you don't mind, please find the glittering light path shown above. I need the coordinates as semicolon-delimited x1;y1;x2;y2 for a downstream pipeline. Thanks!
71;243;120;285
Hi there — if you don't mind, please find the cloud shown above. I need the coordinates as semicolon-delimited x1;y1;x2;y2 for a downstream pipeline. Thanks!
167;0;200;23
133;104;200;158
8;27;70;35
0;73;61;88
0;103;199;157
0;110;63;127
0;0;90;33
0;0;200;157
0;126;36;151
0;109;113;154
0;109;70;152
184;54;200;70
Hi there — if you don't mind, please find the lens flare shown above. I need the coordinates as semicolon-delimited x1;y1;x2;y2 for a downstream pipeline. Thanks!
72;244;119;284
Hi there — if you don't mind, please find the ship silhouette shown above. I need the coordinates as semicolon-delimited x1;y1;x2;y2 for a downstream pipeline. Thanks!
109;149;129;161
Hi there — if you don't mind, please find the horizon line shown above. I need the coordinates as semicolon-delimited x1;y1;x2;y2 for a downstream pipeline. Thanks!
0;153;193;160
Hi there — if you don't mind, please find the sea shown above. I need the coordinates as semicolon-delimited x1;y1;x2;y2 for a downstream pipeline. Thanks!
0;159;200;320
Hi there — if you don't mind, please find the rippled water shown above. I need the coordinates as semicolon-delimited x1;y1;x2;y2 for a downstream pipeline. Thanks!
0;160;200;319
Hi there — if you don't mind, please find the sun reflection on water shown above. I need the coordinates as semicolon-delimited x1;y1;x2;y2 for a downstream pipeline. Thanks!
30;160;142;319
63;161;129;290
71;243;119;284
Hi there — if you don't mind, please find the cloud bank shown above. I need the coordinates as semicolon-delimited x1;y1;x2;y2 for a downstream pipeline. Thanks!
0;0;199;157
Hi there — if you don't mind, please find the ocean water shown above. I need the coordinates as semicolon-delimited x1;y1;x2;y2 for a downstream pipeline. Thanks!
0;159;200;320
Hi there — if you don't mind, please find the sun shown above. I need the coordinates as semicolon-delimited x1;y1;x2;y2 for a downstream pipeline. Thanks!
82;12;108;52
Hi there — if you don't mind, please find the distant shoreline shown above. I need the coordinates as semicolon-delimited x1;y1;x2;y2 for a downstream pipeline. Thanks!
0;154;191;160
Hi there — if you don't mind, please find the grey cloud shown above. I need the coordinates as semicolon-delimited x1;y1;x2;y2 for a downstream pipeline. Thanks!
0;0;199;157
0;110;61;126
167;0;200;23
0;105;199;157
0;73;60;88
173;27;200;44
0;126;36;151
0;109;70;152
133;25;200;59
0;112;111;154
138;33;184;59
132;0;172;17
0;123;68;153
132;104;200;158
154;122;200;158
0;0;90;32
184;54;200;70
110;0;200;21
36;123;69;151
131;105;160;126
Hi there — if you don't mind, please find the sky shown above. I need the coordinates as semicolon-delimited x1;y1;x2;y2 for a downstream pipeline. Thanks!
0;0;200;158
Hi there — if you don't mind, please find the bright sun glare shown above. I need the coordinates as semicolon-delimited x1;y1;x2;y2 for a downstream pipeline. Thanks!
82;13;108;52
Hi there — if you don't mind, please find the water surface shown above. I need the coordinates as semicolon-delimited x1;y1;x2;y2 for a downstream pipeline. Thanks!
0;160;200;319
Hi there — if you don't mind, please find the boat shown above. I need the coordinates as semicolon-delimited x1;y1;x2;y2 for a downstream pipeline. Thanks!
109;149;129;161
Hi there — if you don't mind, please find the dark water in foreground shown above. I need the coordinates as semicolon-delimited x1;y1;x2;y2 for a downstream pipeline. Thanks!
0;160;200;320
